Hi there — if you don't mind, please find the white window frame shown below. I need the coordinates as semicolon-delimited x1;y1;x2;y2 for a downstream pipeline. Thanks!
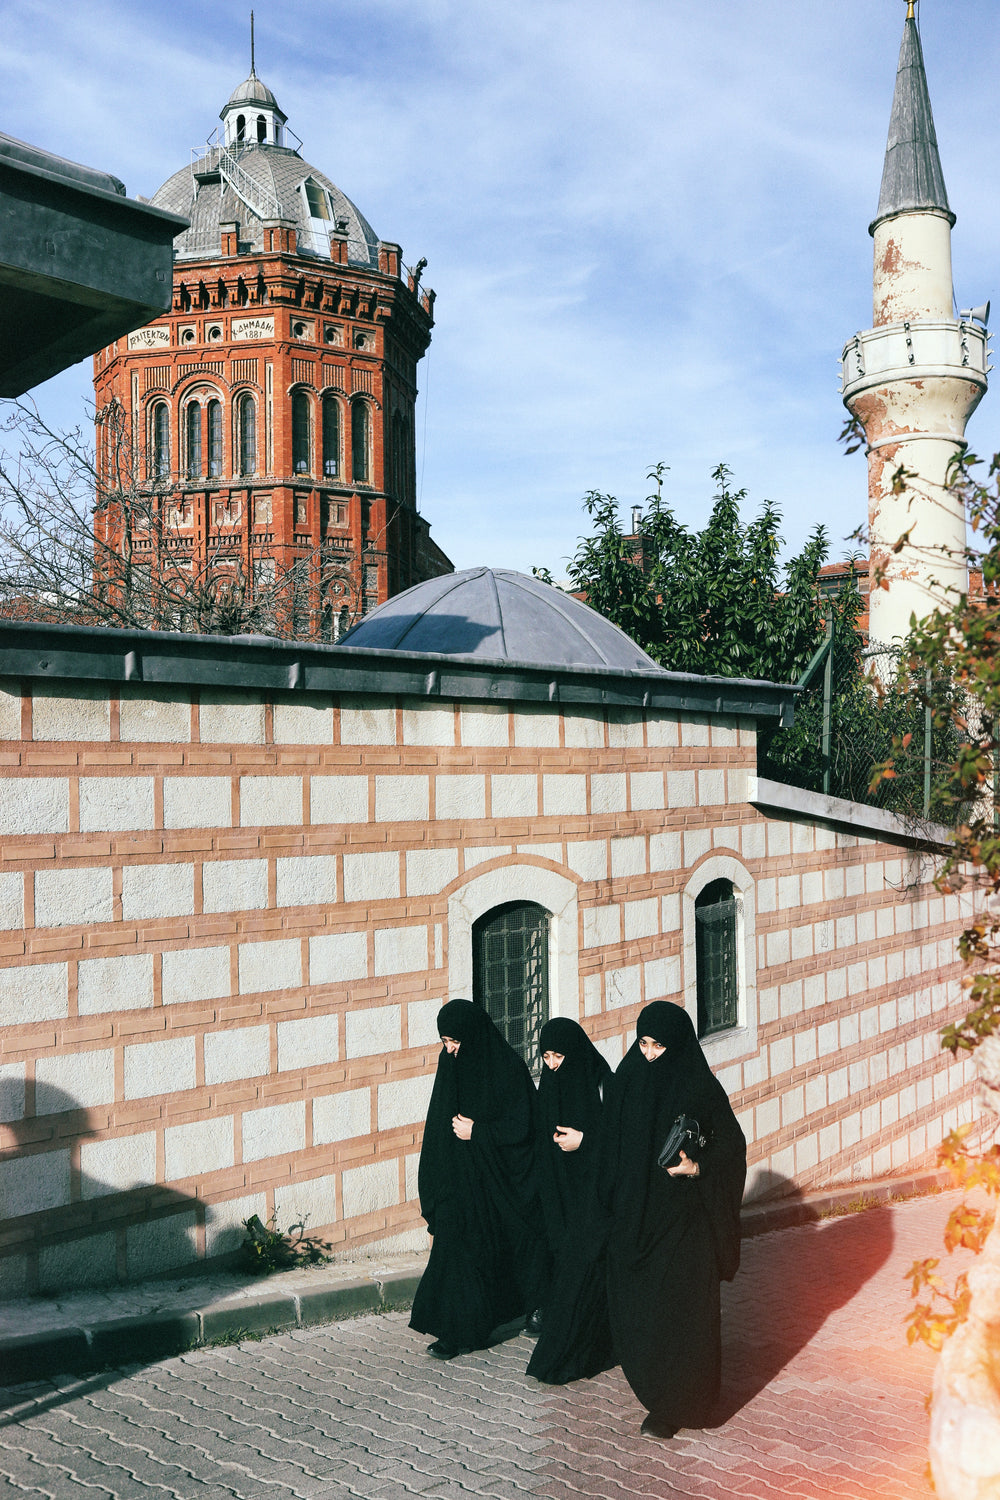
681;854;757;1066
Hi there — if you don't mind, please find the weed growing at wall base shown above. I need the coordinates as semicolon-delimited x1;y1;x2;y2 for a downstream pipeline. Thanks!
240;1212;334;1275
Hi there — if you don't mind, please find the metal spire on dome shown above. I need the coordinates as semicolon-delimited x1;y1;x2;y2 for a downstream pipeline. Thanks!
872;0;953;231
250;10;255;75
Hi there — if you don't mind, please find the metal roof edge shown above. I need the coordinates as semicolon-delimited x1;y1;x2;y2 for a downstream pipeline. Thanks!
0;619;799;720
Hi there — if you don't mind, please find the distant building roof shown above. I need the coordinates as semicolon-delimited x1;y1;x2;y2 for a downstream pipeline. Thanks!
339;567;666;673
872;12;953;233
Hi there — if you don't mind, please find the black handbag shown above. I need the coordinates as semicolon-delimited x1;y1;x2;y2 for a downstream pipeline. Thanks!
657;1114;706;1171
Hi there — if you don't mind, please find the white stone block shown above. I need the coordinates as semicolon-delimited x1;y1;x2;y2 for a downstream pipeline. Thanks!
624;897;658;940
645;714;679;748
375;775;429;823
0;961;67;1025
78;953;153;1014
277;1012;339;1072
34;866;113;928
273;700;334;745
35;1049;114;1113
276;855;339;909
644;955;681;1000
630;772;664;811
408;998;443;1049
459;704;509;747
679;715;710;748
242;1100;306;1162
435;775;485;821
378;1074;435;1130
726;769;749;805
119;687;191;743
741;823;766;861
163;776;232;829
199;690;266;744
684;829;712;867
513;707;560;748
583;973;602;1015
204;1025;270;1084
0;778;68;836
121;863;194;921
661;893;681;931
124;1035;196;1099
583;905;619;948
463;844;512;868
825;868;845;901
343;850;400;903
313;1090;371;1144
310;931;368;984
340;697;396;745
32;686;109;741
238;939;302;995
767;823;791;857
0;682;20;740
405;848;458;897
563;709;605;749
341;1158;399;1219
79;777;154;832
845;864;866;898
542;775;587;817
606;964;641;1009
591;773;627;815
664;771;696;809
240;775;302;826
765;930;789;967
490;775;537;818
711;719;739;748
649;831;681;872
777;875;800;910
345;1004;402;1058
205;1192;268;1256
566;839;607;882
80;1131;156;1198
164;1116;235;1180
611;835;645;879
405;1152;420;1202
203;858;268;913
310;775;369;825
127;1212;198;1279
0;1149;71;1217
162;945;231;1005
0;1062;25;1122
608;710;644;748
273;1175;337;1232
401;702;456;747
698;770;726;805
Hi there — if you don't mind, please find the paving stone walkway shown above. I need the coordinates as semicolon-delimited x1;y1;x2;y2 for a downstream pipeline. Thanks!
0;1191;973;1499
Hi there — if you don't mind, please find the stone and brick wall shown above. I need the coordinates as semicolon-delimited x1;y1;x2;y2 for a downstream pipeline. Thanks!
0;655;977;1296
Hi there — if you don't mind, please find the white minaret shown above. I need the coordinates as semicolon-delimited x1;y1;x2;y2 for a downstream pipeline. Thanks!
841;0;990;644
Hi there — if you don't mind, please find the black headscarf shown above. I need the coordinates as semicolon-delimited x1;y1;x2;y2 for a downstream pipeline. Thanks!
535;1017;612;1250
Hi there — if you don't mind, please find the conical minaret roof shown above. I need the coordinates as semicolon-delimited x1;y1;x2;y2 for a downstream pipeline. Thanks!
871;10;954;233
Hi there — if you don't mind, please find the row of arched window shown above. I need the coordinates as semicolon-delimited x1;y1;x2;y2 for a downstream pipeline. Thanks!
147;390;372;485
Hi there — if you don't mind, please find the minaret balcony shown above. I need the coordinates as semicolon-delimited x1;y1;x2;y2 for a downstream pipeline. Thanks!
841;319;989;402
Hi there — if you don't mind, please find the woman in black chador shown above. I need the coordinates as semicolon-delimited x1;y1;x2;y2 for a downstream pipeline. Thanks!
602;1001;747;1440
409;999;547;1360
526;1016;615;1384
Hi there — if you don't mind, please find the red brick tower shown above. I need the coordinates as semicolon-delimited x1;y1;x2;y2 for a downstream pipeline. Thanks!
92;65;451;637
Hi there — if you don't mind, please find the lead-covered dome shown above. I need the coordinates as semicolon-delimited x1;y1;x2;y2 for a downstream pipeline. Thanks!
339;568;665;673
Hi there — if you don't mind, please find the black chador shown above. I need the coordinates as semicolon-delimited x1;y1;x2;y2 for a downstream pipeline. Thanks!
409;999;548;1358
527;1016;615;1384
602;1002;747;1438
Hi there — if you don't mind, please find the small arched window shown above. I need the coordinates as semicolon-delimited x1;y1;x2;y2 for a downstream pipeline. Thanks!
292;391;311;474
256;114;267;143
472;901;550;1067
238;392;257;477
322;397;340;478
186;401;202;479
351;400;370;484
236;114;246;143
695;880;739;1039
150;401;170;479
207;399;223;477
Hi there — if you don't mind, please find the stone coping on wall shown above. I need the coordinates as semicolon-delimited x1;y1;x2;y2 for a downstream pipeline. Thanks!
749;774;954;852
0;1169;951;1386
0;619;799;720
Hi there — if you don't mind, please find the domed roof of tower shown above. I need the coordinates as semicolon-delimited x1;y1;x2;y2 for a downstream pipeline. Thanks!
872;10;953;233
339;567;665;673
226;69;281;111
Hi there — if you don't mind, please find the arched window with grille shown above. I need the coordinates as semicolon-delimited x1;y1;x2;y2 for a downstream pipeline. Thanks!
695;880;738;1039
322;397;340;477
351;399;370;484
237;392;256;476
472;901;549;1066
185;401;202;479
207;399;223;477
292;390;311;474
150;401;170;479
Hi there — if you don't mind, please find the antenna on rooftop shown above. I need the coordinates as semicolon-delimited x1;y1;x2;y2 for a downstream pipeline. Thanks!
250;10;256;75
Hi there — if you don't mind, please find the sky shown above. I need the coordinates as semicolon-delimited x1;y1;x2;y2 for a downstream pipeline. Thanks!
4;0;1000;582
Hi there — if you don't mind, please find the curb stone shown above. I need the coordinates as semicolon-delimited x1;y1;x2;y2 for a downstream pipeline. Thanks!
0;1170;952;1387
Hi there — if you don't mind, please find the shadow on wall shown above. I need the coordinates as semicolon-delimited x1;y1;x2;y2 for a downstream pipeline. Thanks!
717;1174;895;1424
0;1078;202;1298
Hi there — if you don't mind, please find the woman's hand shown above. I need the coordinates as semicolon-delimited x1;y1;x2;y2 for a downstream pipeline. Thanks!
452;1113;474;1140
553;1126;583;1153
666;1150;700;1177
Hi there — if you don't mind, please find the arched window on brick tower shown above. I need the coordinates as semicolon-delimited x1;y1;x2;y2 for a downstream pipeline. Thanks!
186;401;202;479
351;400;369;484
472;901;550;1068
695;880;738;1039
237;393;256;477
292;390;311;475
150;401;170;480
207;399;223;477
322;396;340;478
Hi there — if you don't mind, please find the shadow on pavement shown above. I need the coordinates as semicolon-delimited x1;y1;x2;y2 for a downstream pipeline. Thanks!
714;1177;895;1424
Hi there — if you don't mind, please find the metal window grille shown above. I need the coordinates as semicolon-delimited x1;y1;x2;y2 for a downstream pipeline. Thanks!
351;400;369;483
292;392;311;474
695;880;738;1039
207;400;223;477
472;901;549;1067
186;402;202;479
238;394;256;476
323;398;340;477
